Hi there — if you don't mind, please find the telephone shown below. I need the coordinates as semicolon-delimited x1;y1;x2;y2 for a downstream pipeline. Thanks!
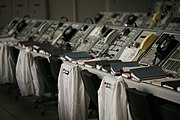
94;13;104;23
62;26;77;42
121;28;131;36
133;33;157;61
8;19;27;36
125;14;138;27
102;28;138;59
139;34;157;50
37;22;48;34
80;25;89;31
146;8;155;17
148;11;161;29
101;25;108;34
120;32;157;62
155;34;179;61
103;29;117;44
16;20;27;32
16;15;30;32
152;11;161;22
89;28;118;57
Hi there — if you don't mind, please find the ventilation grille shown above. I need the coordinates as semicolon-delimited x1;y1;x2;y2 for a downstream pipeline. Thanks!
162;60;180;72
171;50;180;59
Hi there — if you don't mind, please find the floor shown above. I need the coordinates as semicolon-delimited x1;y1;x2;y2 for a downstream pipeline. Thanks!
0;84;97;120
0;84;58;120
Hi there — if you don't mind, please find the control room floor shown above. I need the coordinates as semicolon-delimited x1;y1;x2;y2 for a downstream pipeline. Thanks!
0;84;97;120
0;84;58;120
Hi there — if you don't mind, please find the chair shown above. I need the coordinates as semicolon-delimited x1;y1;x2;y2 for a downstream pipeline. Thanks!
80;69;102;119
34;56;59;115
160;103;180;120
126;88;163;120
49;56;63;82
7;47;20;96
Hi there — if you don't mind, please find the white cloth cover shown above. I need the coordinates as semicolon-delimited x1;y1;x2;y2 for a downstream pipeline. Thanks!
0;44;16;84
16;50;44;96
31;57;44;96
58;62;89;120
98;76;133;120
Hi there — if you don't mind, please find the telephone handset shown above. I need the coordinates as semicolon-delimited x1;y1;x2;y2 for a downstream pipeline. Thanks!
38;22;48;33
94;13;103;23
148;11;161;29
101;25;108;34
155;35;179;60
103;29;117;44
133;34;157;61
80;25;89;31
62;26;77;42
139;34;157;50
16;20;27;32
121;28;131;36
152;11;161;22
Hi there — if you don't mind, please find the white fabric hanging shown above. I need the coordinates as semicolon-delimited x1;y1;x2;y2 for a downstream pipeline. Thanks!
0;44;16;84
16;50;44;96
58;62;89;120
98;76;133;120
16;50;34;96
31;58;44;96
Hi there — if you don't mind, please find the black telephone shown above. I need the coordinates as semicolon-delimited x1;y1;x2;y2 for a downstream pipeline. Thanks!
8;19;28;36
16;15;29;32
80;25;89;31
155;34;179;61
62;26;77;42
146;8;155;17
125;14;138;27
16;19;27;32
160;4;172;18
94;13;103;23
101;25;108;34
